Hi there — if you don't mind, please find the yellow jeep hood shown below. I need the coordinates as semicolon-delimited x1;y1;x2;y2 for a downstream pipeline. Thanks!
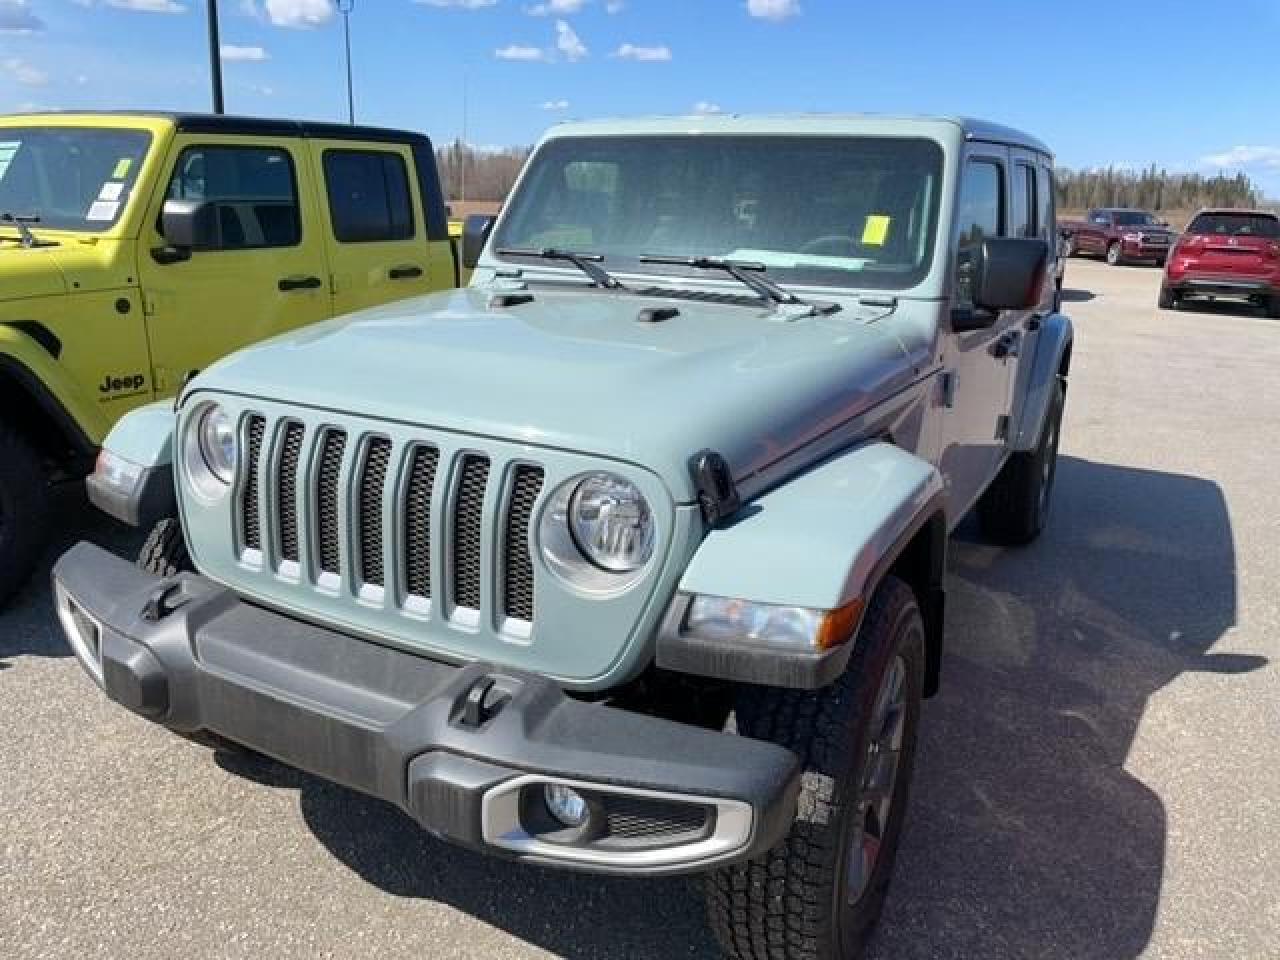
0;243;70;300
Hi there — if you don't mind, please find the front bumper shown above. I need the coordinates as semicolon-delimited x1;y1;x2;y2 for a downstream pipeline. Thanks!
53;542;800;876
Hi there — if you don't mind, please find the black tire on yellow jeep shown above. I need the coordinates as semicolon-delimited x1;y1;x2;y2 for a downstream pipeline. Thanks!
0;421;50;606
706;576;926;960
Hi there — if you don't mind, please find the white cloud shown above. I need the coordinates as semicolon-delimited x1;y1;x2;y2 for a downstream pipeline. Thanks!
527;0;586;15
258;0;332;28
0;0;44;33
1201;146;1280;171
605;0;624;11
495;44;550;61
417;0;498;7
693;101;722;115
613;42;671;61
220;43;270;61
540;98;570;110
2;57;48;86
106;0;187;12
555;19;587;60
746;0;799;21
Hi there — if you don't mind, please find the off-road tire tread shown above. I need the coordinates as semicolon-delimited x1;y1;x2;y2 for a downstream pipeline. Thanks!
0;421;50;605
706;577;922;960
137;517;192;577
977;378;1065;545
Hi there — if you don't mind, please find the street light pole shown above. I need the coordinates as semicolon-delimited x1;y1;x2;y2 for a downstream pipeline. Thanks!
207;0;224;114
338;0;355;124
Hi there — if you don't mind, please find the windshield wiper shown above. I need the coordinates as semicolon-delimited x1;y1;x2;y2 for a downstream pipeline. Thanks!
496;247;625;290
638;254;807;306
0;212;42;248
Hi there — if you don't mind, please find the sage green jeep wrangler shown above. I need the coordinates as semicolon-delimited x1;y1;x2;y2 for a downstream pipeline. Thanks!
54;114;1071;959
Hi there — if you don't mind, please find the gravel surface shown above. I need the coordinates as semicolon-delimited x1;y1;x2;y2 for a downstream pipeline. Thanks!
2;258;1277;959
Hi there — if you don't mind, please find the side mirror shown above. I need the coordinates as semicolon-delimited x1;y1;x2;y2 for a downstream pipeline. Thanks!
160;199;218;251
974;237;1049;311
954;237;1048;331
462;214;496;270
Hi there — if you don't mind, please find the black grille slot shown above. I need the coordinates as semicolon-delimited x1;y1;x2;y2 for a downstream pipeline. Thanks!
503;466;544;621
632;286;765;308
452;455;490;609
278;422;305;563
601;795;710;841
241;415;266;551
316;430;347;576
404;446;439;599
358;438;392;587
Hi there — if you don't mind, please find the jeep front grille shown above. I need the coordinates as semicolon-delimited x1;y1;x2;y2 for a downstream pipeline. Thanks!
237;414;545;625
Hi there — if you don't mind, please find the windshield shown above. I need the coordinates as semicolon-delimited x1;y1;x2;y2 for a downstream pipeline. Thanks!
0;127;152;233
1112;211;1160;227
494;135;944;291
1187;212;1279;238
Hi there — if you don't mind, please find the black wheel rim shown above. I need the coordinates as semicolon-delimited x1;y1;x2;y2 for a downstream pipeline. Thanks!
845;654;907;905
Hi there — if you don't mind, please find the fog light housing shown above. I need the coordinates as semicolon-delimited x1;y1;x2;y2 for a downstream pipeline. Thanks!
544;783;589;828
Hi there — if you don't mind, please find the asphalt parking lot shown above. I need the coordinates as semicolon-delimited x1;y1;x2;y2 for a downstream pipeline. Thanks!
2;257;1277;960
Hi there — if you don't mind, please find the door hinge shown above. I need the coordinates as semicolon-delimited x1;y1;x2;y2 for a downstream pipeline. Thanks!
995;415;1011;441
939;370;958;409
328;273;338;295
141;295;156;317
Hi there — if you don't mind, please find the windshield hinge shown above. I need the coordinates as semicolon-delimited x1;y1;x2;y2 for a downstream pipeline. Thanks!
690;450;741;527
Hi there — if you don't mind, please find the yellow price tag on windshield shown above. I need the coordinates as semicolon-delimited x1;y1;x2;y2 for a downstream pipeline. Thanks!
862;215;891;246
112;158;132;179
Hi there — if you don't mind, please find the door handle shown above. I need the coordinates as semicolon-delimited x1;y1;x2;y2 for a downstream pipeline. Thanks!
389;264;424;280
278;274;323;292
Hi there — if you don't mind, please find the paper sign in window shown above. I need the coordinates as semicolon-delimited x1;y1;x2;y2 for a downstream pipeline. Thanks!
862;215;891;246
112;158;133;179
86;200;120;221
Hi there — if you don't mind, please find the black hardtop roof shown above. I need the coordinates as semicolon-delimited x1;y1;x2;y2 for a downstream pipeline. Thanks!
10;110;433;146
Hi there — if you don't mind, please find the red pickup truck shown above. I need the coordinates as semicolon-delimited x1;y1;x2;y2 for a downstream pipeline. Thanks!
1060;208;1177;266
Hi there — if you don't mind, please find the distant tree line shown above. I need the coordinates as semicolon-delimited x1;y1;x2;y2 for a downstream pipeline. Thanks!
435;140;532;204
1055;166;1260;213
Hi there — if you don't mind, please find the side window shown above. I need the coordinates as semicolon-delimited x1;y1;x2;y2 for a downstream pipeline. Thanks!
954;158;1004;306
1037;166;1056;242
322;149;414;243
1013;164;1036;239
165;145;300;250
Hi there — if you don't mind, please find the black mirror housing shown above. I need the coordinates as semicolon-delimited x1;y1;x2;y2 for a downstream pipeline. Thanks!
973;237;1049;312
462;214;496;270
160;199;218;250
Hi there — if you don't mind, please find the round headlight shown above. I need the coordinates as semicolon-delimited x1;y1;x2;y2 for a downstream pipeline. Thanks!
568;472;655;573
197;405;237;485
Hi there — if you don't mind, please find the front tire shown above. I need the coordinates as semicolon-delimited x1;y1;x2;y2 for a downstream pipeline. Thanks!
1267;295;1280;320
1158;285;1178;310
0;422;50;606
706;576;926;960
137;517;192;576
1105;241;1123;266
977;377;1065;545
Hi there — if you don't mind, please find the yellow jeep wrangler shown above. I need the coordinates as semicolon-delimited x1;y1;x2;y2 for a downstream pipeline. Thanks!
0;112;459;604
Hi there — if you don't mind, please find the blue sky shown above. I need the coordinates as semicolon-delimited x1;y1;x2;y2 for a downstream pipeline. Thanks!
3;0;1279;196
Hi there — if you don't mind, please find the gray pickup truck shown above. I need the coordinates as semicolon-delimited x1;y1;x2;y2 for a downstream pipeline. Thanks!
54;114;1071;960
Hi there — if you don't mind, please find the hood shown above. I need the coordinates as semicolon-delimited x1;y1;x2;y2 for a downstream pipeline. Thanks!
0;242;69;300
192;287;916;501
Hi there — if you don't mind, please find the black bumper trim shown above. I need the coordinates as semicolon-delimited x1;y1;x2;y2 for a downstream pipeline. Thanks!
52;542;800;876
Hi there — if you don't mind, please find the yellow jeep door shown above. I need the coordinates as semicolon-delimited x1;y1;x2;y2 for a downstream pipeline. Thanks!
136;135;330;393
307;138;447;315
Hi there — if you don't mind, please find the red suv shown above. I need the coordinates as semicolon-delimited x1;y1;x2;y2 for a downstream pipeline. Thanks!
1160;209;1280;317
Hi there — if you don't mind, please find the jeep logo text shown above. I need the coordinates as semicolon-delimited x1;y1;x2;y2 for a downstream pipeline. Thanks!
99;373;147;395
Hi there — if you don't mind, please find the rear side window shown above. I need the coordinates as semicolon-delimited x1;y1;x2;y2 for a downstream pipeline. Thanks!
165;145;300;250
1012;164;1036;239
323;150;414;243
953;159;1004;307
1036;166;1056;242
1186;212;1279;238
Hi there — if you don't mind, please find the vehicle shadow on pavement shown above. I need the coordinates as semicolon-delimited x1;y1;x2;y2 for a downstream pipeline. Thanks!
1167;300;1269;320
0;485;142;669
1059;288;1096;303
211;453;1260;959
870;454;1259;960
